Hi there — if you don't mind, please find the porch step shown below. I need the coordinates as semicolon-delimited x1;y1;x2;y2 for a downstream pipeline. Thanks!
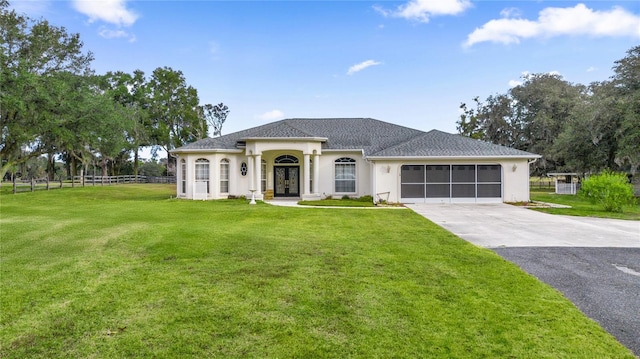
264;189;274;200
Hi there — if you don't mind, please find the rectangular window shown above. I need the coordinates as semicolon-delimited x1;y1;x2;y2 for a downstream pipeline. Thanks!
426;165;450;198
478;165;501;182
180;160;186;194
477;184;501;197
452;165;475;198
335;160;356;193
401;165;425;183
478;165;501;198
452;184;475;197
220;160;229;193
426;165;450;183
401;165;425;198
426;183;450;197
452;165;475;183
195;159;210;193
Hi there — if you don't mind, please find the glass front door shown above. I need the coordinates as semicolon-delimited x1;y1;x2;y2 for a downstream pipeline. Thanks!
274;166;299;197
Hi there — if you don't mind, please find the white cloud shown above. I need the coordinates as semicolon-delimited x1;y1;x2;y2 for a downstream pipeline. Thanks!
347;60;381;75
500;7;522;19
72;0;138;27
508;79;522;88
586;66;597;72
465;3;640;47
98;27;136;42
374;0;471;23
256;110;284;122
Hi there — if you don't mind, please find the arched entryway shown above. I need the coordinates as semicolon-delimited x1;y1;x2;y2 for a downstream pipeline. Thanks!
273;155;299;197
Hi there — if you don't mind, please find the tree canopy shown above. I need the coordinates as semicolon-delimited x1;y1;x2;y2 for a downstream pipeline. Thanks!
0;0;228;180
458;45;640;176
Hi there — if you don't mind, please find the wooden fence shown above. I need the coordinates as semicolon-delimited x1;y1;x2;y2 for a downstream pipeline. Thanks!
8;175;176;194
529;180;554;190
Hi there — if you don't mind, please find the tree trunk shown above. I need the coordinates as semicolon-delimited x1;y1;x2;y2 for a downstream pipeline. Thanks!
134;148;139;177
46;153;55;180
101;158;108;177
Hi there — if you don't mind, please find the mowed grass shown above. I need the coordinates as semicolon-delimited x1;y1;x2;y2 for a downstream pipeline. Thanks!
1;185;634;358
530;189;640;220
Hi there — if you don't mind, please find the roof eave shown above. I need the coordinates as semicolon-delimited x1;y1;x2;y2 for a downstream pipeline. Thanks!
366;154;542;161
242;137;328;142
170;148;244;154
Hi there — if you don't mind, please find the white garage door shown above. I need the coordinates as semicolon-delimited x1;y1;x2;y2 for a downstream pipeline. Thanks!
400;164;502;203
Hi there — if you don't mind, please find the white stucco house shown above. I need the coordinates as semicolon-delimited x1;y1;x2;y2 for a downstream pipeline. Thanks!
170;118;540;203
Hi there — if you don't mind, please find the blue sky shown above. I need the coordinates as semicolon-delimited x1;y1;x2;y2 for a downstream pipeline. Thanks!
11;0;640;137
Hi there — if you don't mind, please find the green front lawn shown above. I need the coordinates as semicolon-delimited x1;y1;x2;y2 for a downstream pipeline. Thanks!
530;189;640;220
1;185;634;358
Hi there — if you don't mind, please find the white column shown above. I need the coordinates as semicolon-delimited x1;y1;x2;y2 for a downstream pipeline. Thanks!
255;154;262;196
303;153;311;196
248;155;254;192
313;153;320;194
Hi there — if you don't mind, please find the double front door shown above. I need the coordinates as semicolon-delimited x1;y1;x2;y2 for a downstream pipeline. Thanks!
274;166;299;197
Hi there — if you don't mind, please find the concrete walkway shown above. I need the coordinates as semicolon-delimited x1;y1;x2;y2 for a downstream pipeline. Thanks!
264;200;407;209
405;203;640;248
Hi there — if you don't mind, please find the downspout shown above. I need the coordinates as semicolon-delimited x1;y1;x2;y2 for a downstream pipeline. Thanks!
363;151;375;205
527;158;538;201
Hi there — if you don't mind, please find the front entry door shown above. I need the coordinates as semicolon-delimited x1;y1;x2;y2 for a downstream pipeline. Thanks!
274;166;299;197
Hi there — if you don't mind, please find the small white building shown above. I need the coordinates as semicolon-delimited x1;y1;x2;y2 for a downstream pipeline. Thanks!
547;173;580;195
170;118;540;203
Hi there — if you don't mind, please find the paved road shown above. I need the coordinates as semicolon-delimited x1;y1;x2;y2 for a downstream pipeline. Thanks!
494;247;640;356
406;204;640;356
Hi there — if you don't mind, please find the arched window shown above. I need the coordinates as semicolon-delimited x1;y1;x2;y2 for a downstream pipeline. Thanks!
195;158;210;193
261;160;267;192
274;155;299;164
220;159;229;193
335;157;356;193
180;159;186;194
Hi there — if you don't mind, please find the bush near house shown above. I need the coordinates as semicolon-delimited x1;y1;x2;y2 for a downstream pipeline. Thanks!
580;171;635;212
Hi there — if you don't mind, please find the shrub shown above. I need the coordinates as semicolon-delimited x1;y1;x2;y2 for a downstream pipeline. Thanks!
356;195;374;202
341;195;351;200
580;171;635;212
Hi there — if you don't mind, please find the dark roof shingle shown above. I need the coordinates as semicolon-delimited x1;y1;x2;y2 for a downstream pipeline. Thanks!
173;118;539;158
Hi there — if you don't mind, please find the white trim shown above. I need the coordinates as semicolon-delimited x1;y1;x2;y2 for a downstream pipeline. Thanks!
242;137;328;142
171;149;243;154
322;149;364;153
368;155;541;160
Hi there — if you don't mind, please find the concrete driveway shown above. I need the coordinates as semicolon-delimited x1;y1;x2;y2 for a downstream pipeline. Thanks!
406;203;640;356
406;203;639;248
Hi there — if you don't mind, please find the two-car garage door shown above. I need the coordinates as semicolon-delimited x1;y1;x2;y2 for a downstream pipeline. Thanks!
400;164;502;203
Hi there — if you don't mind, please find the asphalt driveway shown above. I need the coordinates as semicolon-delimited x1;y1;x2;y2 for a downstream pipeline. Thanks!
406;203;640;356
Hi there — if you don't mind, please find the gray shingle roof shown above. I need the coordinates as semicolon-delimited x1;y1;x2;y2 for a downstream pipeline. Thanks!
173;118;539;158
